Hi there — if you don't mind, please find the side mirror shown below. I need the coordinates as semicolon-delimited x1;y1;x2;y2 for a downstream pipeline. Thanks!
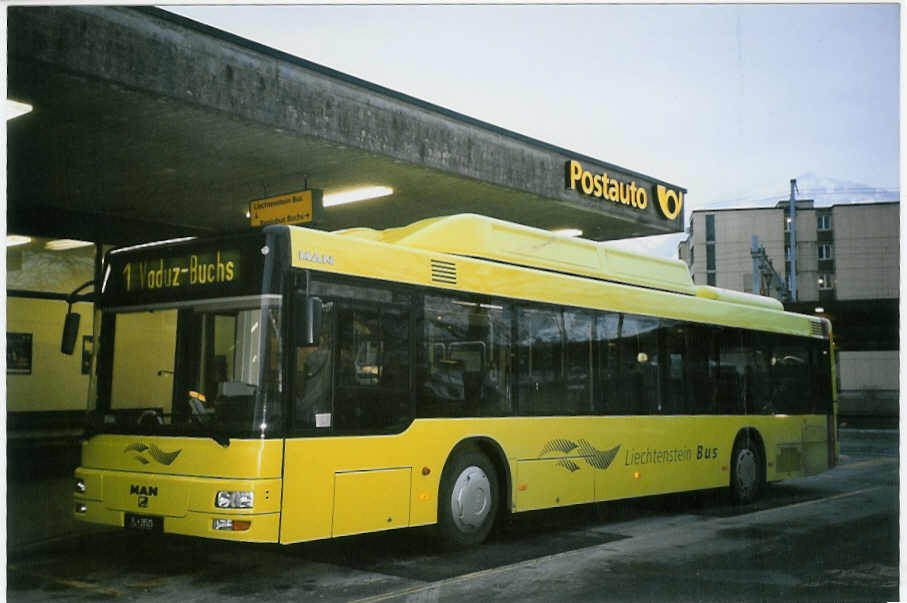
294;293;323;347
61;312;80;355
60;279;95;355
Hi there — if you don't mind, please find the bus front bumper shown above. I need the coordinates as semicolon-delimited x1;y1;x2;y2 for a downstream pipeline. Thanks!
73;468;281;543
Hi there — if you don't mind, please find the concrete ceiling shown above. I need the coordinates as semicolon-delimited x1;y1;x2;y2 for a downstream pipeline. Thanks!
7;6;686;245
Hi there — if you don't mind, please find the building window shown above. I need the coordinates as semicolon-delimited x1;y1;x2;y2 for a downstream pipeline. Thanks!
785;246;792;261
706;240;716;285
818;243;834;261
817;213;832;231
784;213;791;232
705;214;715;242
817;273;834;290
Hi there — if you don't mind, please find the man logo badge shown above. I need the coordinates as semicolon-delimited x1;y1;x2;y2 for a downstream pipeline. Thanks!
130;484;158;508
299;251;334;265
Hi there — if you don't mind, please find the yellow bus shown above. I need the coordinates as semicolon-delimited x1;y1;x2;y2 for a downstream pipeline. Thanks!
73;214;837;548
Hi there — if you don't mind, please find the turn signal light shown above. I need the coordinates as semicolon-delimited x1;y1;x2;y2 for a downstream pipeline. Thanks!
213;519;251;531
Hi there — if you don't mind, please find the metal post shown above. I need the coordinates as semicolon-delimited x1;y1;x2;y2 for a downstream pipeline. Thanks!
788;179;798;302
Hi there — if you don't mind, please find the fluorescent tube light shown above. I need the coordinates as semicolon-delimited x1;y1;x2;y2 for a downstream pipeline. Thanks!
45;239;94;251
6;235;31;247
323;186;393;207
6;100;33;120
551;228;583;238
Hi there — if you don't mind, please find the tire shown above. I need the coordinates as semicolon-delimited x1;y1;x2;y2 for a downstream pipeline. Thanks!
437;448;498;550
730;436;763;504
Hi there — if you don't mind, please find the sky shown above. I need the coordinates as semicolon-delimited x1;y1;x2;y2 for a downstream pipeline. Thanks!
166;4;900;258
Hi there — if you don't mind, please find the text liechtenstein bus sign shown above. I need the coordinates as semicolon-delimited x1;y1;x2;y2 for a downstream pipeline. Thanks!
249;188;324;227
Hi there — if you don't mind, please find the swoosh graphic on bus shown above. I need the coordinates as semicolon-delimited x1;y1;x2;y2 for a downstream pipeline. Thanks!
124;443;182;466
556;459;582;473
539;439;579;456
539;439;621;472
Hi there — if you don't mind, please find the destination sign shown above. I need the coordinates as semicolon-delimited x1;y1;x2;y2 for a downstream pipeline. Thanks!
102;233;272;308
118;249;241;293
249;189;323;227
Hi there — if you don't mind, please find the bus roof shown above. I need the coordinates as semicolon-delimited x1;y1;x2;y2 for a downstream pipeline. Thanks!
337;214;699;296
289;215;823;337
336;214;784;313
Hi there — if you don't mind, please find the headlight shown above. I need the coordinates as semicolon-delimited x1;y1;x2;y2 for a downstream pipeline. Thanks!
215;490;254;509
75;478;86;494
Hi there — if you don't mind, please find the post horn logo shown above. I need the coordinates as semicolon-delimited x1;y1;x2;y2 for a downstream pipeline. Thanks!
656;185;684;220
125;442;182;466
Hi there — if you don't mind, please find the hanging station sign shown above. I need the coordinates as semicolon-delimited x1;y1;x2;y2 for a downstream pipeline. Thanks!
249;189;324;227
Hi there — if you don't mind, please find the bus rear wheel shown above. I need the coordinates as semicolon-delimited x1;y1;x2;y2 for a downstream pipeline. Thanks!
437;449;498;550
730;437;762;504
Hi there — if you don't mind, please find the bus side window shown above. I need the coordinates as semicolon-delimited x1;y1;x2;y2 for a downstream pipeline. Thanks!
717;329;747;414
811;340;832;414
685;325;718;414
771;334;811;414
595;312;621;414
419;295;511;418
333;304;410;432
564;310;593;414
616;314;660;415
661;321;686;415
517;307;563;416
749;333;773;414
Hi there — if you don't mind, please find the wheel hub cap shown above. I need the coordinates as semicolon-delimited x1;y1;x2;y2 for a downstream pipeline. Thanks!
736;449;756;496
451;465;491;533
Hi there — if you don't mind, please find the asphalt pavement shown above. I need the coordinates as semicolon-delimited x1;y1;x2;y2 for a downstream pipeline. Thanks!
6;427;900;602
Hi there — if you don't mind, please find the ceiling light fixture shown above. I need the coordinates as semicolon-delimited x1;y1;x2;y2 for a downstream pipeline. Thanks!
552;228;583;238
323;186;393;208
45;239;94;251
6;99;33;121
6;235;31;247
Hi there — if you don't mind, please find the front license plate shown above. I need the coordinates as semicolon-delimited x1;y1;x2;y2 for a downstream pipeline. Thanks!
124;513;163;532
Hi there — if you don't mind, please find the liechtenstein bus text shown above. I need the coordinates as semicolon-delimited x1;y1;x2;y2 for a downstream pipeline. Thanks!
74;215;837;549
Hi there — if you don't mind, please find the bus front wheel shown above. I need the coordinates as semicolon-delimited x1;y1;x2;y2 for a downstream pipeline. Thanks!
730;437;762;504
437;448;498;550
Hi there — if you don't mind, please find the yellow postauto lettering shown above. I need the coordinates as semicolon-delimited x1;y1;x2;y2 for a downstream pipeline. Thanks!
565;159;648;211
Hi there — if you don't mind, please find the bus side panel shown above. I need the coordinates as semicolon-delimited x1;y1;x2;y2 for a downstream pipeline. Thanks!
278;415;831;543
280;435;438;543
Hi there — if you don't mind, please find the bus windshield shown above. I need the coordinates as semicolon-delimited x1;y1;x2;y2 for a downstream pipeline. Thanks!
99;295;283;440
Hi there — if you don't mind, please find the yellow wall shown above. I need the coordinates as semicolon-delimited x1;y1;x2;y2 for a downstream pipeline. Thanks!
6;298;94;412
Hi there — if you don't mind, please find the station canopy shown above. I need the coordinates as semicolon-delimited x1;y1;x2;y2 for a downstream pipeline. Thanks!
7;6;686;246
